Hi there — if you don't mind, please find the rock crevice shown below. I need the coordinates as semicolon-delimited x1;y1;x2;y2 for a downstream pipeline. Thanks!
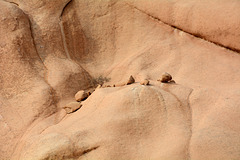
126;2;240;54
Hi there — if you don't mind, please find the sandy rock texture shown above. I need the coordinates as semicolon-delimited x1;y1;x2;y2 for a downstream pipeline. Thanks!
127;0;240;52
15;84;193;160
0;0;240;159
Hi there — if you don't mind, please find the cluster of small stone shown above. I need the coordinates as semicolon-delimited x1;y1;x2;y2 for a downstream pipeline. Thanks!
63;73;174;114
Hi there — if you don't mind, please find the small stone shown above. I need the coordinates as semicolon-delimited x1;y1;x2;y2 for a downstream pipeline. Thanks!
140;79;150;85
63;102;82;114
75;90;88;102
126;75;135;85
159;72;172;83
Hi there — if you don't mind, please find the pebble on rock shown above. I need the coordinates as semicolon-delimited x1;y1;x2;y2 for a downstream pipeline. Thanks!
75;90;88;102
159;72;172;83
63;102;82;114
126;75;135;85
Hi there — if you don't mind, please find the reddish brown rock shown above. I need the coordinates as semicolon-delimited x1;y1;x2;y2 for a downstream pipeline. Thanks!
158;72;172;83
126;75;135;85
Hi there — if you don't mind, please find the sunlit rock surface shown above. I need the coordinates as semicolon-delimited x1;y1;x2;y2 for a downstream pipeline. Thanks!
1;0;240;159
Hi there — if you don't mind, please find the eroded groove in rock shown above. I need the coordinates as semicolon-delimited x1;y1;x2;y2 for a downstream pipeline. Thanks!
28;17;46;69
59;20;71;59
186;89;194;160
81;146;99;155
126;3;240;54
59;0;72;59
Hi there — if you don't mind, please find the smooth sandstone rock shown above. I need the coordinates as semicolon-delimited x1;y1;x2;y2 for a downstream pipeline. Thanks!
127;0;240;52
17;84;194;160
1;0;240;159
63;102;82;114
75;90;88;102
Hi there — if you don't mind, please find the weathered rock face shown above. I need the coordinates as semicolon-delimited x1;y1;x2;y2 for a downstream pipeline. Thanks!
0;1;55;159
15;84;193;160
5;0;95;104
127;0;240;52
0;0;240;159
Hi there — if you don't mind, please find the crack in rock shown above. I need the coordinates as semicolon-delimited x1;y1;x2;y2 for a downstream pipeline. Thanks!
9;1;19;6
60;0;73;18
126;2;240;54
